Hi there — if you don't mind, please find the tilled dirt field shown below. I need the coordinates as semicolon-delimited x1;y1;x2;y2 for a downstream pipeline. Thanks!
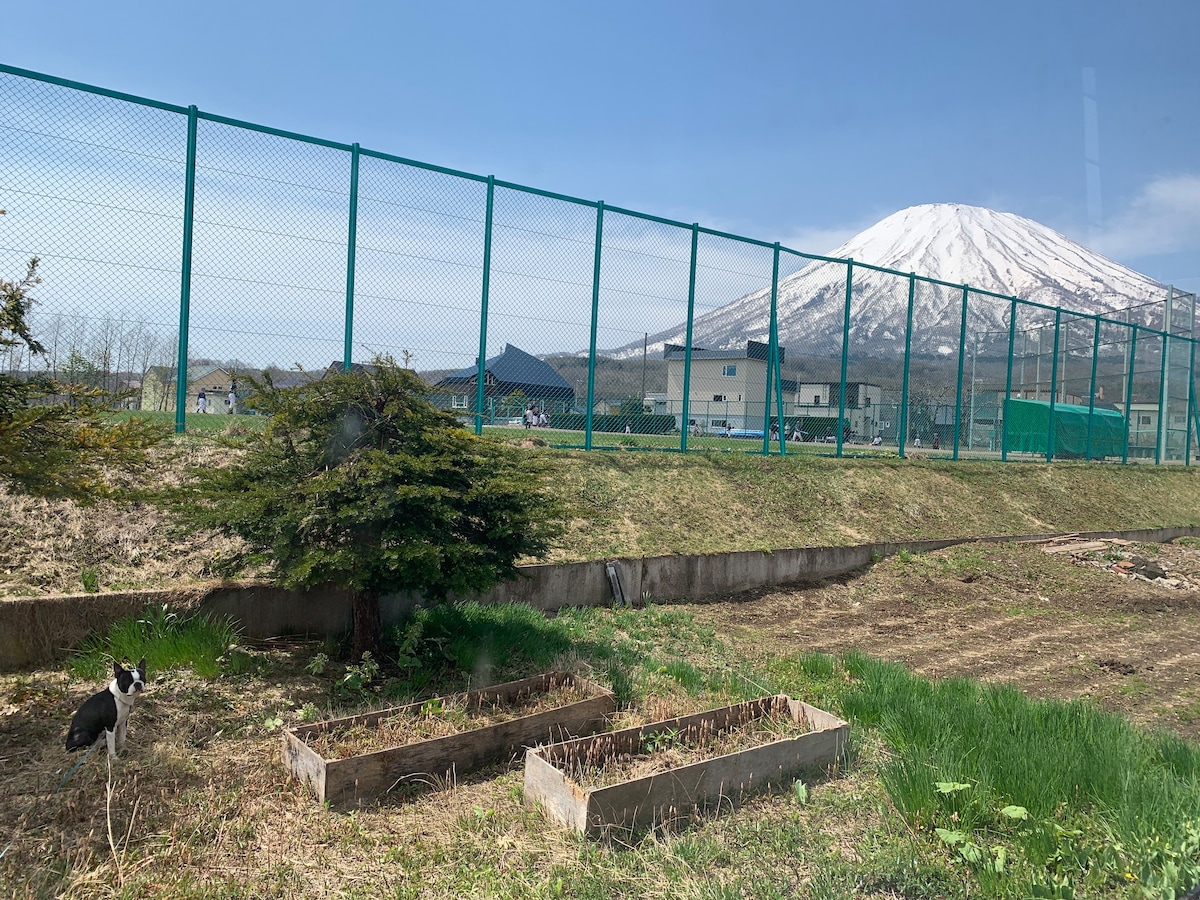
697;538;1200;741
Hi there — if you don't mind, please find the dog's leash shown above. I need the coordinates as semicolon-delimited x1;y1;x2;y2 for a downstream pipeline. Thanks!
54;743;98;793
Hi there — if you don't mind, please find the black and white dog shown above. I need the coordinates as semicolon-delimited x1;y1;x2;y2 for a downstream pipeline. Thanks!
65;658;147;759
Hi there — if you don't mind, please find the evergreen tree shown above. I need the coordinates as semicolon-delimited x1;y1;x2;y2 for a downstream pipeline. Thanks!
177;358;561;657
0;259;167;501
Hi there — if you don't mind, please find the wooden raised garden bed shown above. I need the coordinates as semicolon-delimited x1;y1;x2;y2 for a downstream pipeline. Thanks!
524;695;848;835
282;672;614;805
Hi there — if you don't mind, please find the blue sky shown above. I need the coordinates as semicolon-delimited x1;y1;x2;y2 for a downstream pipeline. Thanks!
5;0;1199;295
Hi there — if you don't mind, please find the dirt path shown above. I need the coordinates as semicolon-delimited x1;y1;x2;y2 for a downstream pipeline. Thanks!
692;539;1200;741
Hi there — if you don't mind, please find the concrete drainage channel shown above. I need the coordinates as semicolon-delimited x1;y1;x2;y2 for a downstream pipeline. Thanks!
3;525;1200;670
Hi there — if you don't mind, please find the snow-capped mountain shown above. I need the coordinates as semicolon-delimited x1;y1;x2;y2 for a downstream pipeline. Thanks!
612;204;1167;359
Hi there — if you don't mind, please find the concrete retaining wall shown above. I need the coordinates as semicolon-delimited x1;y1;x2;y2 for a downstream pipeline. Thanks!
3;524;1198;670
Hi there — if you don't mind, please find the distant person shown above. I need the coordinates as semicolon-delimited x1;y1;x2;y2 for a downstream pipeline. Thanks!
872;434;883;446
932;434;940;450
538;410;548;427
227;387;236;414
791;423;802;442
196;389;207;414
769;422;779;441
913;436;922;448
523;406;534;429
624;423;631;434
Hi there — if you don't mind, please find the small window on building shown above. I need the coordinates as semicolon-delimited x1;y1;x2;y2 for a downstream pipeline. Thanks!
451;395;467;409
813;395;821;404
711;419;727;428
722;364;737;377
1139;415;1151;426
863;396;871;407
713;394;726;402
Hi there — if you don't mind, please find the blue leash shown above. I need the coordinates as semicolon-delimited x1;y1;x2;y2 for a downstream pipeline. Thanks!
55;742;98;793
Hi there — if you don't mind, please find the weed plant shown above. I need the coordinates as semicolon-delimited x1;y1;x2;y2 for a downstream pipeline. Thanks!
71;603;241;680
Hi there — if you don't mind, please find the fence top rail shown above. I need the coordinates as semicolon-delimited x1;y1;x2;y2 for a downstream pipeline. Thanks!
197;110;353;153
0;62;189;115
1;62;1190;350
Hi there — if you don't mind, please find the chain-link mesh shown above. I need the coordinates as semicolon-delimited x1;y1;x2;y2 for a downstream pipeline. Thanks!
591;211;692;443
189;121;351;419
684;233;776;448
3;64;1198;464
0;72;187;401
962;290;1012;456
354;158;487;391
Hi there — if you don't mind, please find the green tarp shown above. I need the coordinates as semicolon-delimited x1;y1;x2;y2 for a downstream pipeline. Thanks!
1003;399;1125;459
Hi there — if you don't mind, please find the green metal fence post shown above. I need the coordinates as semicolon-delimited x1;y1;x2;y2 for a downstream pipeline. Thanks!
1001;297;1017;461
1188;332;1197;466
342;143;360;374
585;202;604;450
774;316;787;455
762;243;781;454
680;224;699;452
474;175;495;435
1086;315;1100;461
1123;324;1139;465
1046;308;1061;462
952;286;969;459
836;260;853;457
899;273;915;459
173;105;199;434
1156;329;1170;465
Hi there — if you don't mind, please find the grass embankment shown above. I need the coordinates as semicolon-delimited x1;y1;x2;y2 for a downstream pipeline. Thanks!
5;436;1200;597
542;451;1200;560
7;600;1199;898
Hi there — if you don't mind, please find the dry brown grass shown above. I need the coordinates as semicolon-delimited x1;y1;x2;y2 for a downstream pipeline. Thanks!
0;439;254;598
562;711;811;789
302;683;593;760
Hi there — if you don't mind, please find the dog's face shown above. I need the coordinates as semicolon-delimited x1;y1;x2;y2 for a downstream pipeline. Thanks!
113;658;147;698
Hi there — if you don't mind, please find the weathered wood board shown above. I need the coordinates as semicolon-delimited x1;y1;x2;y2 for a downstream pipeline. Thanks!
282;672;614;806
524;695;848;836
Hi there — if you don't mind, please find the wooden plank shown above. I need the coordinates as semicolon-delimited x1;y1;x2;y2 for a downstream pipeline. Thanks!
1042;541;1107;554
524;695;849;835
585;726;847;834
280;672;614;805
324;693;614;804
280;729;327;802
524;750;589;831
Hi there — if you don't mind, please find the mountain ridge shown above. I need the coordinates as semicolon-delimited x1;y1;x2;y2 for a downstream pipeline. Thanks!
609;203;1170;360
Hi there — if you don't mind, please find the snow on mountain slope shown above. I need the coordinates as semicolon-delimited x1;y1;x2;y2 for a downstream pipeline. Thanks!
610;203;1167;359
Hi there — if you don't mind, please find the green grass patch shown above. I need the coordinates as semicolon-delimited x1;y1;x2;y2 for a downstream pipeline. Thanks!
838;651;1200;897
71;603;241;679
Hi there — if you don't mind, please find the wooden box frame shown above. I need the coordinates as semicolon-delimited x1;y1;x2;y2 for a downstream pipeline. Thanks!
283;672;614;805
524;695;848;835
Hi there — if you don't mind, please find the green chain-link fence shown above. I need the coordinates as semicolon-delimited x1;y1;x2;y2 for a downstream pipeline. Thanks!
2;63;1197;463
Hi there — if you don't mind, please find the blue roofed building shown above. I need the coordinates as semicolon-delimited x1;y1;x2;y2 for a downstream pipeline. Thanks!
433;344;574;421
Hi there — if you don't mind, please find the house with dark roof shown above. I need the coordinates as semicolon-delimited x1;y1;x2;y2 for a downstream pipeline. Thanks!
433;344;574;419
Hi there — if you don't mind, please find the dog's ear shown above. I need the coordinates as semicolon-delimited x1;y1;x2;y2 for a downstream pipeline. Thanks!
137;658;148;680
113;660;123;677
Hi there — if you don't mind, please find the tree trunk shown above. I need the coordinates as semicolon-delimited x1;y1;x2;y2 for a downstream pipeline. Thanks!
350;589;382;660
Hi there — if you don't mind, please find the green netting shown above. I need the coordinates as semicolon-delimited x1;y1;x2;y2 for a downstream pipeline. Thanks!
1004;398;1125;459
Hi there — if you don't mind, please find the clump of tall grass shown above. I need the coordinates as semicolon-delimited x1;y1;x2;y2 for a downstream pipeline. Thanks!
838;651;1200;895
71;603;241;680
